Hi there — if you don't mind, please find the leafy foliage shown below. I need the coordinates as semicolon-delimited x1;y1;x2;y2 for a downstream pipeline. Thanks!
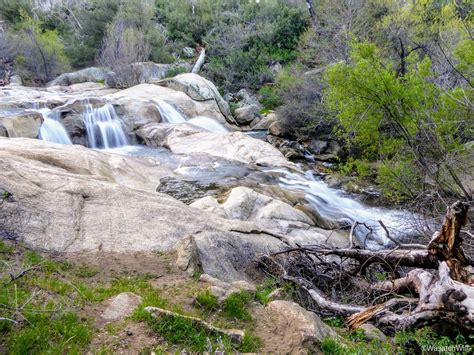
325;40;472;202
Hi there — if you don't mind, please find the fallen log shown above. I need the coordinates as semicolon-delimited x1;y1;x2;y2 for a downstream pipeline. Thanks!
258;200;474;333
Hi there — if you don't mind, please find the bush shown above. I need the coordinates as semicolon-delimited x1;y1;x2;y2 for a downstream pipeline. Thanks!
276;69;336;138
13;11;70;84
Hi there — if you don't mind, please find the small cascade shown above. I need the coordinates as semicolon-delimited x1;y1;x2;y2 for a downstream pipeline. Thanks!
154;99;187;123
83;104;128;149
276;170;421;248
187;116;228;133
38;108;72;145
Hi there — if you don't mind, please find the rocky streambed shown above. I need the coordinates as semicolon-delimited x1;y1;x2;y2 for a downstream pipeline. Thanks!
0;72;422;282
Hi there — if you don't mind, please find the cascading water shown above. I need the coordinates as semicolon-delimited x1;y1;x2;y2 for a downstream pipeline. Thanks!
38;108;72;145
154;99;228;133
154;99;186;123
276;170;422;248
187;116;228;133
83;104;128;149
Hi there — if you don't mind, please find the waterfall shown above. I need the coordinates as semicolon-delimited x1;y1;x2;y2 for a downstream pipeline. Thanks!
83;104;128;149
277;170;420;248
38;108;72;145
154;99;187;123
188;116;228;133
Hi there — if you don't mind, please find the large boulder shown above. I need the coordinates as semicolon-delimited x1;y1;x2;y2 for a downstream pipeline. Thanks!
47;67;108;87
234;89;261;109
155;73;236;125
234;104;259;125
191;186;313;225
0;138;295;281
105;62;191;88
106;84;229;127
0;111;42;138
136;123;292;167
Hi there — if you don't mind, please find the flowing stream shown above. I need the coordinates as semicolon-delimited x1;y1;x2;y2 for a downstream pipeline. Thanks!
155;99;228;133
276;170;422;248
37;108;72;145
83;104;129;149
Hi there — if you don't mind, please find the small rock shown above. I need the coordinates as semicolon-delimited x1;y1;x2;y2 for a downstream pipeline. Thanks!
358;323;387;342
126;329;134;336
269;121;283;137
231;280;256;293
234;104;260;125
235;89;261;109
101;292;142;322
199;273;229;289
175;235;202;275
266;300;338;351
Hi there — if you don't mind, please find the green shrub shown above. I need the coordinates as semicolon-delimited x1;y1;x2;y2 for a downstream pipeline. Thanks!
258;86;283;110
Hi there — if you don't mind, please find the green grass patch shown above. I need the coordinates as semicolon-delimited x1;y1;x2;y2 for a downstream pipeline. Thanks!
240;332;264;353
222;291;252;322
7;312;92;354
255;278;277;305
74;264;100;278
195;290;219;312
142;312;233;352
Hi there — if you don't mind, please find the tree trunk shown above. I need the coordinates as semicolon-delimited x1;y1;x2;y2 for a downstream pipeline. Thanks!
191;47;206;74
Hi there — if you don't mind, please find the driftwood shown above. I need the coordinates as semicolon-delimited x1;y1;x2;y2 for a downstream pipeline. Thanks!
258;201;474;333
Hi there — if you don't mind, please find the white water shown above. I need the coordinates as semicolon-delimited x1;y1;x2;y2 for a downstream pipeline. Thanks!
154;99;186;123
188;116;228;133
277;170;419;248
83;104;128;149
38;108;72;145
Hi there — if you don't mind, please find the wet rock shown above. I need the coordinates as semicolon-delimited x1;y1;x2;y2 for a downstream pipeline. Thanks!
101;292;142;322
155;73;235;125
62;113;86;145
156;176;220;204
0;111;42;138
266;300;338;352
234;104;260;125
108;83;228;126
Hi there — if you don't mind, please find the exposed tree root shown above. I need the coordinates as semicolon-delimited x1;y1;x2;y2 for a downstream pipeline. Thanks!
257;201;474;333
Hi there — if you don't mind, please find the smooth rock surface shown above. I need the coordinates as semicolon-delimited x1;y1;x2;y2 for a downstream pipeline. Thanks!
0;111;42;138
0;138;291;281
